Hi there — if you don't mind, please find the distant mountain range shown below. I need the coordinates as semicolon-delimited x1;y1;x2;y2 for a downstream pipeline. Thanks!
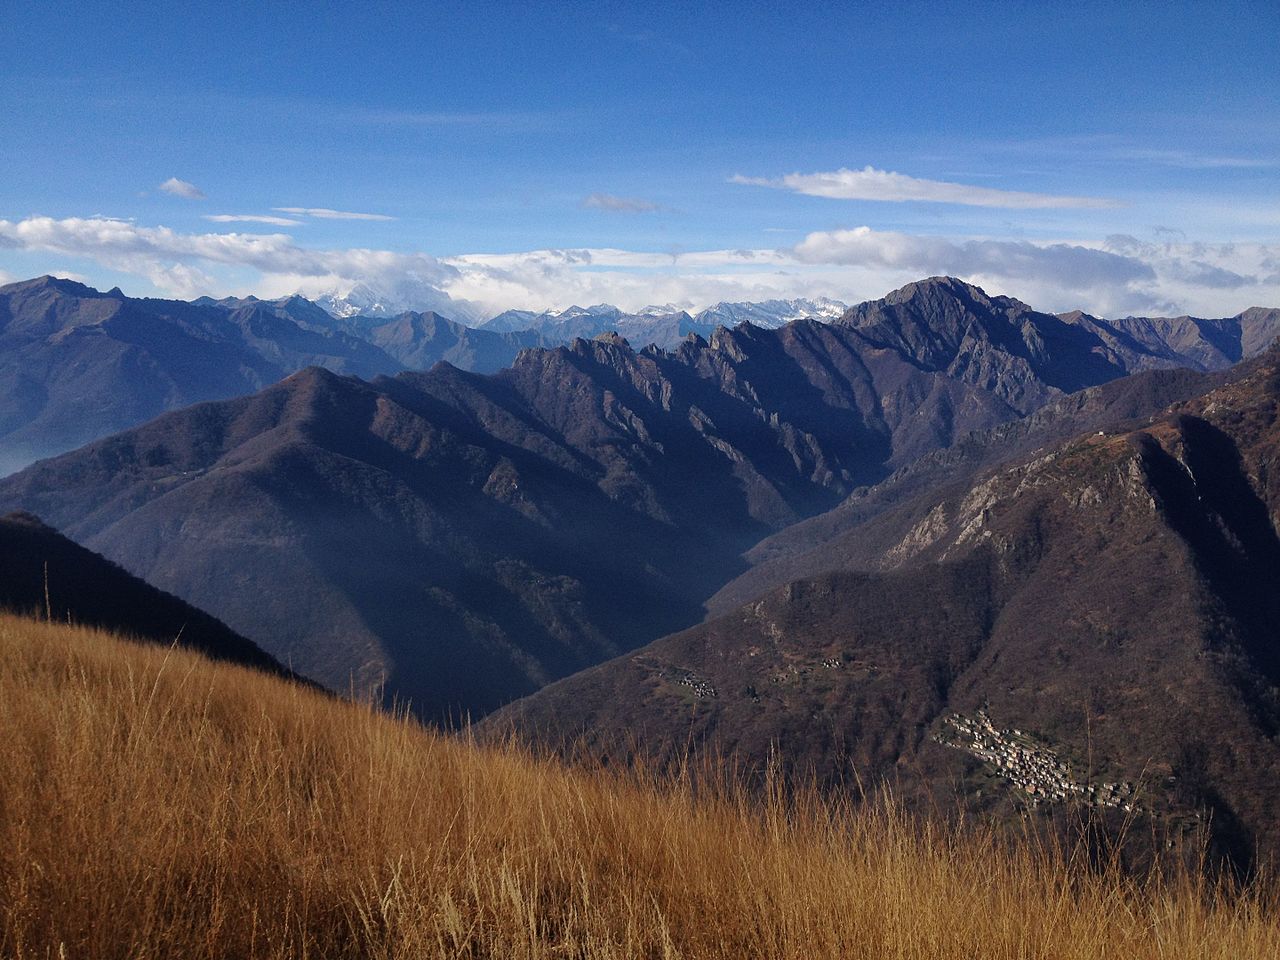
0;278;850;473
4;276;1278;724
4;273;1276;477
481;303;714;343
480;297;849;340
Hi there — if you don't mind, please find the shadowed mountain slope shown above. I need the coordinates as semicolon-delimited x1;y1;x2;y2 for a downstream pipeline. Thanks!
0;279;537;472
488;350;1280;867
3;277;1276;722
707;363;1235;613
203;294;546;372
1057;306;1280;373
0;511;295;678
0;276;401;472
703;282;1280;612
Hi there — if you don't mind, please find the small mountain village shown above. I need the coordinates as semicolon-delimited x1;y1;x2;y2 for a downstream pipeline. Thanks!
937;710;1140;810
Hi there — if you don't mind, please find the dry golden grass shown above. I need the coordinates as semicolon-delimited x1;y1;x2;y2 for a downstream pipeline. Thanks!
0;611;1277;959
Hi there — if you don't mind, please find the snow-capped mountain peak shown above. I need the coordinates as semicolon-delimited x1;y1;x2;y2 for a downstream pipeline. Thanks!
693;297;849;329
637;303;689;317
312;281;485;325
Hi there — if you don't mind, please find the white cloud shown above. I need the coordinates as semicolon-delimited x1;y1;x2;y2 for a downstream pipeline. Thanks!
446;230;1280;319
204;214;303;226
582;193;661;214
0;216;450;281
732;165;1122;209
158;177;205;199
273;207;395;221
1;214;1276;322
1111;148;1278;170
443;247;810;313
0;215;458;313
791;226;1280;316
793;226;1152;288
146;262;219;298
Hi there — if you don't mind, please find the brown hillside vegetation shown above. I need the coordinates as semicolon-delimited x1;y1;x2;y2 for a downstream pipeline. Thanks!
1;612;1277;959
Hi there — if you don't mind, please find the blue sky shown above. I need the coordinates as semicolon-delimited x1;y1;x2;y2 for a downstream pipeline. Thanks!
2;0;1278;318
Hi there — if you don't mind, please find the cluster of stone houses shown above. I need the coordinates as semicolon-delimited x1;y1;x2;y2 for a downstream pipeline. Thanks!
633;655;720;700
937;710;1139;811
770;656;844;687
675;671;718;699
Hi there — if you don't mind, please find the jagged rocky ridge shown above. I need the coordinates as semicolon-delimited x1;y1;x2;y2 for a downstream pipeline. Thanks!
707;363;1233;613
5;273;1276;476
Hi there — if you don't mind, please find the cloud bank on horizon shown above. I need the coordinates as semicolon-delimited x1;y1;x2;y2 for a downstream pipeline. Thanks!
2;212;1277;321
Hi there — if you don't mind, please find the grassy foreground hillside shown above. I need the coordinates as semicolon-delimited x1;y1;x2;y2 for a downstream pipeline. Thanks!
1;612;1276;959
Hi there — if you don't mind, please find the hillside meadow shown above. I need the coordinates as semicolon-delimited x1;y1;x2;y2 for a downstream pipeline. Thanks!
1;611;1276;959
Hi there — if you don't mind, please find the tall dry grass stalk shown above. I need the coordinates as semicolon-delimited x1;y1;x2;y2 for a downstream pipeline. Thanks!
0;610;1276;959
